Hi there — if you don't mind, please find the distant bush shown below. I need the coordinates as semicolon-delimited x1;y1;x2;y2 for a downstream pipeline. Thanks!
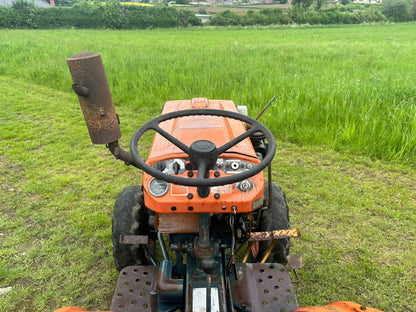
0;6;15;28
208;5;387;26
0;0;200;29
209;10;242;26
382;0;414;21
178;9;202;27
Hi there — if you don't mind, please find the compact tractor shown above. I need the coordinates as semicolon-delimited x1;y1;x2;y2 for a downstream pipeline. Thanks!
59;52;383;312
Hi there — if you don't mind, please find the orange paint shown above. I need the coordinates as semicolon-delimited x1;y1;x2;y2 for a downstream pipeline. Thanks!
291;301;384;312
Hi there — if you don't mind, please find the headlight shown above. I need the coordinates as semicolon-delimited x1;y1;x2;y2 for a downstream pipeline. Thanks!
148;178;169;197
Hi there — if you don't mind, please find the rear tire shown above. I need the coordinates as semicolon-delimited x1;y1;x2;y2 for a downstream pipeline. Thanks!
112;185;148;271
255;182;291;265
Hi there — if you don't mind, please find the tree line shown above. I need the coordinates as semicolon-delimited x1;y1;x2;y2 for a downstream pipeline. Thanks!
1;0;415;29
0;0;202;28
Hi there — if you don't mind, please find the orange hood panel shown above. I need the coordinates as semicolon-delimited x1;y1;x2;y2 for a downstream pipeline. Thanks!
147;98;257;163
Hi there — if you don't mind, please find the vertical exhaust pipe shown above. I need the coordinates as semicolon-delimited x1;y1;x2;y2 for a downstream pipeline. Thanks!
67;52;138;167
67;52;121;145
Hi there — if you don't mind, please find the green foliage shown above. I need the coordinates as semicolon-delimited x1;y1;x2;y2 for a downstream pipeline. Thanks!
178;9;202;27
71;0;129;28
12;0;35;10
412;0;416;19
315;0;327;9
286;5;388;24
11;0;38;28
292;0;314;9
102;0;129;29
240;8;289;25
209;10;242;26
382;0;413;21
0;7;16;28
208;5;387;26
0;0;203;29
0;2;414;29
356;5;387;23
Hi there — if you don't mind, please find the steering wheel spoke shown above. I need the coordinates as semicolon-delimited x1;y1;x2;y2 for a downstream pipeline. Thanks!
217;125;259;155
152;124;191;154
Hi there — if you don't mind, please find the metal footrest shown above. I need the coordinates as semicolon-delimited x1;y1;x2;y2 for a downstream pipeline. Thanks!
110;266;158;312
232;263;299;312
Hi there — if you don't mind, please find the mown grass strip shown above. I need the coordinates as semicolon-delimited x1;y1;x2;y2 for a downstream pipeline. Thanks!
1;75;415;311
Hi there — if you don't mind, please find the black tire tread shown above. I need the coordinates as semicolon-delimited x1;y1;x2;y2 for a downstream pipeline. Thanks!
112;185;147;271
255;182;291;265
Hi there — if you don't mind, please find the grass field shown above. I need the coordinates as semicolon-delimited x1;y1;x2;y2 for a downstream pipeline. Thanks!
0;24;415;311
1;23;416;165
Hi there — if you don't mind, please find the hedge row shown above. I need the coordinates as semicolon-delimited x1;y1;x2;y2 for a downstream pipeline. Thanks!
0;2;414;29
0;4;202;29
210;6;387;26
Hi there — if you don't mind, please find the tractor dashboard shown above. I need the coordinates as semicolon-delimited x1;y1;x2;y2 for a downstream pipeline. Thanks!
152;158;257;176
138;98;268;215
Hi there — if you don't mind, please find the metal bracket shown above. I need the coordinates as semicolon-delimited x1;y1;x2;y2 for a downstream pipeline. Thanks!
287;255;303;283
119;234;149;245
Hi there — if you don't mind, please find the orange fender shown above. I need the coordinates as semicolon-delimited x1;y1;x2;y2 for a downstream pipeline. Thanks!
292;301;384;312
54;308;112;312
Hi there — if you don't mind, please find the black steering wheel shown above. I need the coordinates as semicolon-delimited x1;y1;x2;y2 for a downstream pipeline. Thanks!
130;109;276;187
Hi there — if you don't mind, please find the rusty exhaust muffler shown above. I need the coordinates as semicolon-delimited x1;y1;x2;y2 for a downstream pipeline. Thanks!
67;52;121;145
67;52;137;167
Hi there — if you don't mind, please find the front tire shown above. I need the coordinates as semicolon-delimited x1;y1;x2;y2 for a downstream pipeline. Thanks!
112;185;148;271
255;182;291;265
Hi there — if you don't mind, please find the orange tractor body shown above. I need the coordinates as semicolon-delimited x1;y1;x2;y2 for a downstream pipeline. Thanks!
61;52;384;312
143;98;263;216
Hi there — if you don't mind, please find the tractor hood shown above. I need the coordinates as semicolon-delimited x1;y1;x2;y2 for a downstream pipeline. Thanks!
147;98;258;164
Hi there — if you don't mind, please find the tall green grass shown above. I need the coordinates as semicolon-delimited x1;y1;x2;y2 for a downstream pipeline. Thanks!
1;25;416;312
0;24;415;164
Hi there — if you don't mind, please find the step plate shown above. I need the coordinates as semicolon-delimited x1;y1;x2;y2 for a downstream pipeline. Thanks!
110;265;158;312
232;263;299;312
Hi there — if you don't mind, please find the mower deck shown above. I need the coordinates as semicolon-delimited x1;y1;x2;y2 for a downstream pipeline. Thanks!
110;263;298;312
